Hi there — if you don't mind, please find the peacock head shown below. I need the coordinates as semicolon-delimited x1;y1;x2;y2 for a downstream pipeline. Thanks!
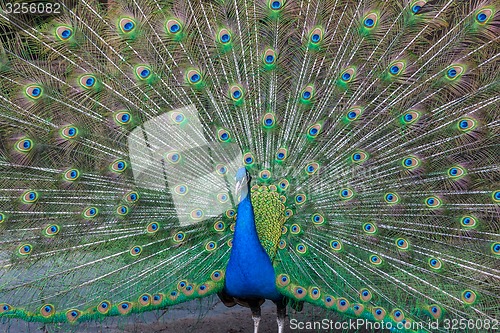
235;167;251;202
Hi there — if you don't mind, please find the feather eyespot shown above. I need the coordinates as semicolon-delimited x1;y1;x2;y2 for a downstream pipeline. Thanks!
311;213;324;225
21;190;38;204
41;304;55;317
475;8;493;24
337;298;349;312
351;151;368;163
284;209;293;219
186;69;202;85
363;13;378;28
425;196;441;208
305;162;319;175
97;301;111;314
259;170;271;180
293;286;307;299
63;168;80;181
309;27;323;44
44;224;60;236
60;126;78;139
166;19;182;34
491;242;500;255
25;85;43;99
218;28;232;44
370;254;382;265
216;164;228;175
428;304;442;319
461;290;477;304
110;160;127;173
294;194;306;205
112;110;131;124
290;224;301;234
135;65;152;80
402;110;420;125
330;240;342;251
411;1;426;14
301;85;315;101
83;207;98;218
116;205;129;216
307;123;322;138
395;238;409;250
226;209;235;218
139;294;151;306
229;85;243;101
217;128;231;142
198;283;210;295
493;191;500;203
263;48;276;65
457;117;476;132
384;192;400;204
190;209;204;220
448;166;465;178
79;75;97;89
402;156;420;169
0;213;5;224
211;270;223;282
169;111;185;124
277;274;290;286
363;222;377;234
147;222;160;233
340;67;355;82
55;25;73;40
66;309;81;322
15;138;33;153
243;152;255;165
278;179;289;191
269;0;284;10
339;188;354;200
118;302;132;314
276;148;288;161
0;304;12;313
324;296;335;307
389;61;405;76
428;258;442;270
205;241;217;251
309;287;320;300
125;191;139;203
18;244;32;256
214;221;225;231
460;215;477;228
169;290;178;300
346;107;362;121
359;288;372;302
373;307;386;320
165;151;181;164
353;303;364;316
262;113;276;128
119;18;136;33
152;294;163;305
278;239;286;249
217;193;228;203
445;64;465;80
130;246;142;256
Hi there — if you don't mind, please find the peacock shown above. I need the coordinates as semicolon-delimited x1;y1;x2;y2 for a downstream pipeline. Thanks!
0;0;499;332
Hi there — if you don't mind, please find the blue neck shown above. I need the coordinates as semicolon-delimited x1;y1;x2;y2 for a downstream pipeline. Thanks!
224;190;281;301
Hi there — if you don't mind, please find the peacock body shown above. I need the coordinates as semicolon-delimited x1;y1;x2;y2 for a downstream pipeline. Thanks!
0;0;499;332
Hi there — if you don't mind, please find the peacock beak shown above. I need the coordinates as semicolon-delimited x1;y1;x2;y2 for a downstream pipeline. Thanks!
235;179;244;195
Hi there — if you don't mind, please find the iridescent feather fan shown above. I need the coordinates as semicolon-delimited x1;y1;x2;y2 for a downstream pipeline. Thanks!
0;0;499;332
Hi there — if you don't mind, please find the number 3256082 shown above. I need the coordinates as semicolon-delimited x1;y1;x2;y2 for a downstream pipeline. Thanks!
5;2;61;14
